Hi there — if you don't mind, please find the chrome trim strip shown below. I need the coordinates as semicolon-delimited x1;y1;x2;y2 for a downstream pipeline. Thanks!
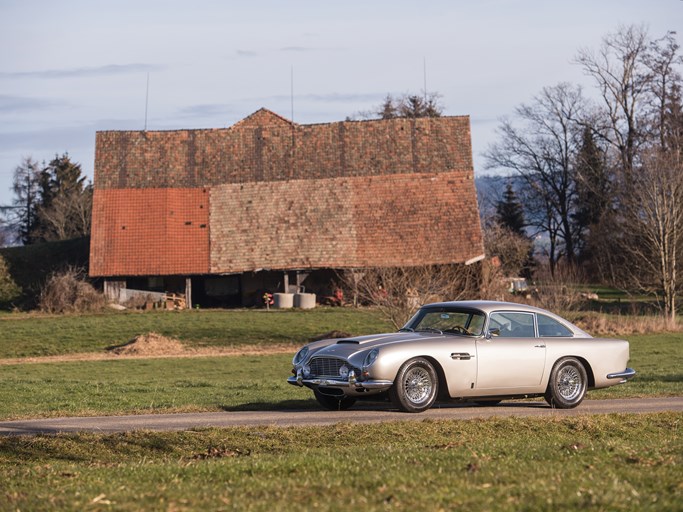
606;368;636;381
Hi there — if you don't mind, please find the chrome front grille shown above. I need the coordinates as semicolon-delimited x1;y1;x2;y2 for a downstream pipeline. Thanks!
309;357;358;378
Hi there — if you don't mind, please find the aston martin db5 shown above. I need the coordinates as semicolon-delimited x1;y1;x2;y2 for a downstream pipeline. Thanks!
288;301;635;412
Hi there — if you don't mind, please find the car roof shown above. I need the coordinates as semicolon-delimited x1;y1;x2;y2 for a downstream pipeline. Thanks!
421;300;546;314
419;300;591;337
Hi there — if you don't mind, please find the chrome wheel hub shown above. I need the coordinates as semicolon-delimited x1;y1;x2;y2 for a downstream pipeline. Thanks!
557;366;583;400
404;367;432;404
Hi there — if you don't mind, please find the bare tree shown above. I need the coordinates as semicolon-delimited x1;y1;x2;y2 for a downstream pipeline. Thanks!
642;31;683;152
37;185;93;241
485;83;586;273
483;221;533;278
351;91;444;121
35;154;92;241
576;25;651;178
9;157;42;245
616;149;683;325
340;264;478;329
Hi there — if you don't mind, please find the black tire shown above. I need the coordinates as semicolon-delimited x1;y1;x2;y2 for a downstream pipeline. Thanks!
545;357;588;409
389;357;438;413
313;389;357;411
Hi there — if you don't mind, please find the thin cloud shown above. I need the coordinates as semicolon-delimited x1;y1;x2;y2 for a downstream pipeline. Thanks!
236;49;258;57
280;46;312;52
177;104;240;119
257;92;382;104
0;95;63;113
0;63;162;80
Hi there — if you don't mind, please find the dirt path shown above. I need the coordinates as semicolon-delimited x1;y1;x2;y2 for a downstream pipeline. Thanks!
0;332;297;365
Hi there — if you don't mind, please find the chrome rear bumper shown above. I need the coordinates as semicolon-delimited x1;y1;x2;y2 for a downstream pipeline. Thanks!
606;367;636;383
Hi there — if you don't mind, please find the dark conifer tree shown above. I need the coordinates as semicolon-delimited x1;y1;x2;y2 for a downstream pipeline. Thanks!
496;182;526;235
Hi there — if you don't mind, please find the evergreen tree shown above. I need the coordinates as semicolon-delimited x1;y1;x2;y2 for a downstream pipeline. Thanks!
0;254;20;307
573;127;609;251
34;153;92;242
496;182;526;235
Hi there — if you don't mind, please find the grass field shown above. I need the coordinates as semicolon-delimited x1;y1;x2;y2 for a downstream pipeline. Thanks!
0;413;680;511
0;329;680;420
1;308;681;511
0;308;390;358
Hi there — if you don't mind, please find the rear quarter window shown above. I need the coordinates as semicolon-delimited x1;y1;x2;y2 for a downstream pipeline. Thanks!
537;314;574;337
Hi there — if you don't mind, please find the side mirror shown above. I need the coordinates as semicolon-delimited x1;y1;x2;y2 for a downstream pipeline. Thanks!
485;328;500;340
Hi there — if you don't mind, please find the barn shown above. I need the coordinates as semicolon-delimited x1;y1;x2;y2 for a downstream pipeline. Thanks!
89;109;484;307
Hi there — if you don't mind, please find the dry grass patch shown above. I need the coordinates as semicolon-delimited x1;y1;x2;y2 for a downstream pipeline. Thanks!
38;267;105;314
570;311;682;336
107;332;187;356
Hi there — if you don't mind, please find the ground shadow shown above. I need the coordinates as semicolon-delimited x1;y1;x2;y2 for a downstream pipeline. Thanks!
220;398;552;413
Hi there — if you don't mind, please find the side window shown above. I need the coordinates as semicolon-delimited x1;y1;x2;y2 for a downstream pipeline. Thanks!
537;314;574;337
489;312;536;338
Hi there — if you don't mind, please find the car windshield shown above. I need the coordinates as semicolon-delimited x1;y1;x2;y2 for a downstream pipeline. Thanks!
402;308;486;336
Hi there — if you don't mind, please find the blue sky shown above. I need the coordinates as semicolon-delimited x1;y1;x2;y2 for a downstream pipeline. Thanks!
0;0;681;207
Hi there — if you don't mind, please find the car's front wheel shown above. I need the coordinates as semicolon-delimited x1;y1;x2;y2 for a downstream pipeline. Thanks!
389;357;438;413
313;389;357;411
545;357;588;409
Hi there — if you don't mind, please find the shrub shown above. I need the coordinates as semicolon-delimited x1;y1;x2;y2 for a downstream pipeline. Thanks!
0;255;21;308
339;264;480;329
38;267;106;314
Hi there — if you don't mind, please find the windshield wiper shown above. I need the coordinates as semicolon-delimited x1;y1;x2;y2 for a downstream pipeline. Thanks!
416;327;443;334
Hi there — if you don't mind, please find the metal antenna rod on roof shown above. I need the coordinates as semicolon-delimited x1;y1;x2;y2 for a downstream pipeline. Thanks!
290;65;295;123
144;73;150;131
423;57;427;103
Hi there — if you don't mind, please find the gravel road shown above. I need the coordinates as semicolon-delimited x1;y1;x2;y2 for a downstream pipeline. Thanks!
1;397;681;436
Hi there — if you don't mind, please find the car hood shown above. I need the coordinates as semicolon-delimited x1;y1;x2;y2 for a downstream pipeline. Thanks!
309;331;445;360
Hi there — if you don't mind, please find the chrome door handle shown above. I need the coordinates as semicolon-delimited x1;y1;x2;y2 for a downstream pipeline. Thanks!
534;344;546;348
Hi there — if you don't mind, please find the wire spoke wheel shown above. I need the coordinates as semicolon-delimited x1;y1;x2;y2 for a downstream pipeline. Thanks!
390;358;438;413
404;367;433;404
545;357;587;409
557;365;582;401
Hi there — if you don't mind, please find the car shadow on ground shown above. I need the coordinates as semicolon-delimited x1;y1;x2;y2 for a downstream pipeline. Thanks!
220;399;551;413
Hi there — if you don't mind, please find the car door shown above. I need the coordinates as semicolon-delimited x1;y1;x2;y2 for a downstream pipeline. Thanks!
475;311;546;390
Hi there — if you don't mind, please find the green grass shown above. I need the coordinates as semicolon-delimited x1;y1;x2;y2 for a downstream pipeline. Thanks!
0;331;680;420
590;332;683;399
0;414;681;511
0;308;391;358
0;354;312;420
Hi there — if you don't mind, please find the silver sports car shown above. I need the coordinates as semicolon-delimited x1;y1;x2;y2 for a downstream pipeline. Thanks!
288;300;635;412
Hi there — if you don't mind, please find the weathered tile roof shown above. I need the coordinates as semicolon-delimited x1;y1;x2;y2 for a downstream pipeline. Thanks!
90;188;210;276
90;109;484;277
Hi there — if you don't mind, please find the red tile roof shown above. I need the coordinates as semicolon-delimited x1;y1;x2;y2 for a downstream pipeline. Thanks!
90;188;209;276
90;110;484;277
209;172;483;273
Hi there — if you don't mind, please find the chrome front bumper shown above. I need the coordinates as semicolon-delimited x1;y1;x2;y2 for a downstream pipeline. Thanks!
606;367;637;383
287;368;393;392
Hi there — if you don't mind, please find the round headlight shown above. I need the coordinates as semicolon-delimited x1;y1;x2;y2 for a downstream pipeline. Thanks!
363;348;379;368
293;346;309;366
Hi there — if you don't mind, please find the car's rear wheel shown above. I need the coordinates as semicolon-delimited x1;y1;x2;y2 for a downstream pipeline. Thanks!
545;357;587;409
313;389;357;411
389;357;438;413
